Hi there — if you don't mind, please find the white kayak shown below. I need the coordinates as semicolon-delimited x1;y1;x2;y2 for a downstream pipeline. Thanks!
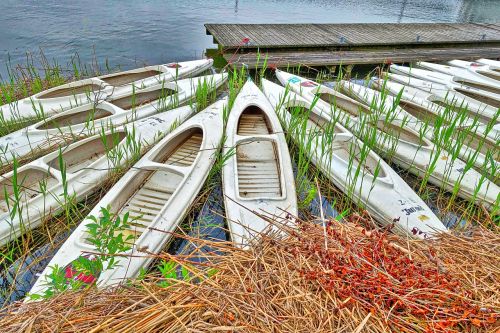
223;80;297;247
340;80;500;174
390;64;500;109
0;105;196;247
416;61;500;95
336;81;500;210
275;71;413;127
338;79;480;130
29;99;225;295
0;73;227;166
448;60;500;82
372;77;499;141
477;59;500;71
263;78;447;238
0;59;213;123
386;72;500;125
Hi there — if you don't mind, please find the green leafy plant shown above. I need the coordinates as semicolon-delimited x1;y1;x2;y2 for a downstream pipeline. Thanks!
30;207;134;299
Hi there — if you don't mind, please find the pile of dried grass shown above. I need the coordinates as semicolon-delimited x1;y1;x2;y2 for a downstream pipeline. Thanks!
0;214;498;332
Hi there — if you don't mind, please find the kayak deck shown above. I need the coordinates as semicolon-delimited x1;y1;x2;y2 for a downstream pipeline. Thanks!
110;87;177;110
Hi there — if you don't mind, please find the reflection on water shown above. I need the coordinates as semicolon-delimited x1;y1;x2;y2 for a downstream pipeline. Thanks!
0;0;498;78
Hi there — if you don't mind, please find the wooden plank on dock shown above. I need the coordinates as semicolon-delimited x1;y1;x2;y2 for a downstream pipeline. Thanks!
206;23;500;49
224;46;500;69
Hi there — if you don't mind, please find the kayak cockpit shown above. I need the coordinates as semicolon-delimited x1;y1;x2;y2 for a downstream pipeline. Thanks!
454;80;500;96
453;130;499;163
453;88;500;109
47;131;127;174
283;104;347;137
84;128;204;243
237;106;273;135
430;99;492;125
37;83;102;99
317;92;372;117
100;70;162;86
398;101;450;126
110;86;177;110
475;70;500;81
236;107;282;199
0;169;58;214
373;121;429;147
36;107;113;130
332;140;386;178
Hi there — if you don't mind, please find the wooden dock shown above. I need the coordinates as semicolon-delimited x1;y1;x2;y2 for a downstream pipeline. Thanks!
205;23;500;68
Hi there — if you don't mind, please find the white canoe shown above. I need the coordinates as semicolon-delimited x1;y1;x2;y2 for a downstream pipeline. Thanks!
29;99;225;295
336;81;500;210
0;73;227;166
0;105;196;247
448;60;500;82
372;77;499;141
341;80;500;174
416;61;500;95
390;64;500;109
0;59;213;123
262;78;446;238
223;80;297;247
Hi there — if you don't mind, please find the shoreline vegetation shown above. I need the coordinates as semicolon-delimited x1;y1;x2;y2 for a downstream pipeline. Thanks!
0;52;499;332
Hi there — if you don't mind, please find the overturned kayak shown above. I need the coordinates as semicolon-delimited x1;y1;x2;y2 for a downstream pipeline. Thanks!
416;61;500;95
0;105;196;247
334;81;499;211
448;60;500;82
372;77;499;141
341;80;500;174
0;59;213;123
262;78;446;238
389;64;500;108
29;99;225;295
0;73;226;166
223;80;297;247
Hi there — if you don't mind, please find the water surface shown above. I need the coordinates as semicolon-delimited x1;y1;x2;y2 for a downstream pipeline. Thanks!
1;0;498;78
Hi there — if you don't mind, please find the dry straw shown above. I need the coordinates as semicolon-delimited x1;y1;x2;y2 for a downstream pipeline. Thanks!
0;211;498;333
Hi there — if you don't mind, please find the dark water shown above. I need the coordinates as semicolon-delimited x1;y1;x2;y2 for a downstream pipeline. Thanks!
1;0;499;78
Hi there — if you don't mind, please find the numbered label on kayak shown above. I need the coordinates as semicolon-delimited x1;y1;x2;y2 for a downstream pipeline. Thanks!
401;205;425;216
